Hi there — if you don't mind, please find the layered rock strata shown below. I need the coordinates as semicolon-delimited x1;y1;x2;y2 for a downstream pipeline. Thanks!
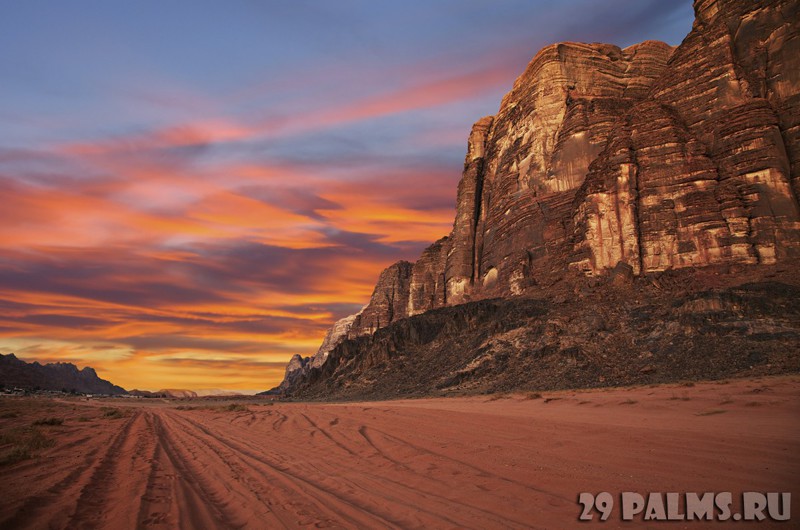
272;0;800;394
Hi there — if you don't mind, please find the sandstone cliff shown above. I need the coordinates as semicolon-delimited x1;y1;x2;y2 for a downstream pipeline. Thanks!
271;0;800;396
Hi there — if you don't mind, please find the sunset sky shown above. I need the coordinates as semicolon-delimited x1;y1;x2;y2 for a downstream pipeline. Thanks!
1;1;694;392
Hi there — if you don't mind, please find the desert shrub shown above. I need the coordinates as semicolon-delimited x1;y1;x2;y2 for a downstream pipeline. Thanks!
223;404;248;412
0;427;54;466
0;446;32;465
32;417;64;426
102;408;124;419
696;409;727;416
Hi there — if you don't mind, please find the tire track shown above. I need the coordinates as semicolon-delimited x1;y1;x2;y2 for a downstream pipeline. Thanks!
67;411;151;530
363;424;572;503
299;413;358;456
176;409;531;529
155;411;300;529
169;410;401;528
138;411;239;529
0;414;135;529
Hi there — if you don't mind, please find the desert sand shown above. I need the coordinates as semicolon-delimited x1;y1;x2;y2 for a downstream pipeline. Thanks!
0;376;798;529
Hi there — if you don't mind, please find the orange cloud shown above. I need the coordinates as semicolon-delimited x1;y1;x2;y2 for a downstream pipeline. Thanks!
0;57;512;392
63;119;257;157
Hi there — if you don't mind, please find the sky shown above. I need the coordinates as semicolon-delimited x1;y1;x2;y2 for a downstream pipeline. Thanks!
0;1;695;392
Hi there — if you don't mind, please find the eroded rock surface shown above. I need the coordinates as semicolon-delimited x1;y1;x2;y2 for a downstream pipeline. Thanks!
287;268;800;400
272;0;800;395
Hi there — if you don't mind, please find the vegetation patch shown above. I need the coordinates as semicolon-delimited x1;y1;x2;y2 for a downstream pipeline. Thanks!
32;417;64;426
223;404;249;412
696;409;728;416
0;427;55;466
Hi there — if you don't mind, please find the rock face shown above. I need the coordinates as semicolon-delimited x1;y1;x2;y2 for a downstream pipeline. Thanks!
572;0;800;275
348;261;413;337
268;354;310;395
0;353;127;395
284;271;800;400
271;0;800;396
311;310;363;369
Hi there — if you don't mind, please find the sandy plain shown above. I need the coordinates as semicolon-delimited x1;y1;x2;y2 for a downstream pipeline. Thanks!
0;375;798;529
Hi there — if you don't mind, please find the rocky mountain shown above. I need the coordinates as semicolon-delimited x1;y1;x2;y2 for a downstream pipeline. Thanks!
271;0;800;399
0;353;127;395
128;389;198;398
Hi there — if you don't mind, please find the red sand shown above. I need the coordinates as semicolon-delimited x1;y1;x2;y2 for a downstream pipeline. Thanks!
0;376;798;528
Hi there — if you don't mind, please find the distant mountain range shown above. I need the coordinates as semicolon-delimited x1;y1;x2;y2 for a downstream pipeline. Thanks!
128;388;198;398
128;388;250;398
0;353;126;395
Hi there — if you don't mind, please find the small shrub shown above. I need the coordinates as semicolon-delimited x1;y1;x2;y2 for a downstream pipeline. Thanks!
524;392;543;400
696;409;727;416
0;446;31;466
223;404;248;412
0;427;54;466
32;417;64;426
620;399;638;405
24;428;54;450
0;411;19;419
102;408;124;419
668;395;691;401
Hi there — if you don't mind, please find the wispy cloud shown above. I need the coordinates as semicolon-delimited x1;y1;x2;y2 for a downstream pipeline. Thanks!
0;0;694;390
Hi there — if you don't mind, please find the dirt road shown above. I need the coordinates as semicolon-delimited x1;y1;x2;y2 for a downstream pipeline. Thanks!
0;376;798;529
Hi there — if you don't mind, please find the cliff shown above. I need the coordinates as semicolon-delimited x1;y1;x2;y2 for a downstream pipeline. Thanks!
271;0;800;397
0;353;127;395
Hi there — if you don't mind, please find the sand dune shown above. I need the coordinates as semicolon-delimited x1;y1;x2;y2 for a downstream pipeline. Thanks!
0;376;798;528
